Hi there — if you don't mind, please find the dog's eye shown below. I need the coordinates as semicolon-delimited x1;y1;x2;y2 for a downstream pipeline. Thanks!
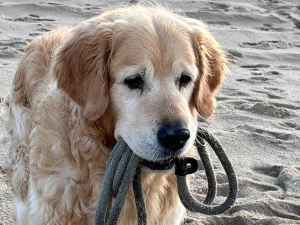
179;74;192;88
124;75;144;90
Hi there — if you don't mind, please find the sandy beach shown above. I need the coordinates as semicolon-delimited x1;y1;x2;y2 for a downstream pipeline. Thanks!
0;0;299;224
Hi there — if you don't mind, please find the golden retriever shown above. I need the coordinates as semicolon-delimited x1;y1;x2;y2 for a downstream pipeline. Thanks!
7;4;227;225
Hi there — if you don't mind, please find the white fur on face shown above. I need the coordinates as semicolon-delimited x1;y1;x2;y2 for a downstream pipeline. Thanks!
113;62;198;161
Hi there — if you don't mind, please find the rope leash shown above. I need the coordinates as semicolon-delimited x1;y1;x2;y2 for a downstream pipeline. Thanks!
95;127;238;225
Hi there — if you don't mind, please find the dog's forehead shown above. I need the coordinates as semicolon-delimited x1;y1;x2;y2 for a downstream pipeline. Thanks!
109;14;197;79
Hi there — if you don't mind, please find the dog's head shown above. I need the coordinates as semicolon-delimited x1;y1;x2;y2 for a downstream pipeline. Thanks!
53;6;227;162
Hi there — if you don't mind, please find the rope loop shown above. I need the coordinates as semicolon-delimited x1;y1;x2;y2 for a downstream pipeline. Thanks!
94;127;238;225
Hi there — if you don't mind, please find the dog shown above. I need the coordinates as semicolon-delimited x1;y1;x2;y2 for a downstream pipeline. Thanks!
6;4;227;225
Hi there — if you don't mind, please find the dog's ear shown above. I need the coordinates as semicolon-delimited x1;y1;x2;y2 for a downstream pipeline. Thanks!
53;18;113;121
188;20;227;118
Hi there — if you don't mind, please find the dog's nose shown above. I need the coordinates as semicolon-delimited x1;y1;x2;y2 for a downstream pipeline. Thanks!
157;123;190;150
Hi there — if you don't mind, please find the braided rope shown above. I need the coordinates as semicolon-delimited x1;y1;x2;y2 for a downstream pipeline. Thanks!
94;140;143;225
94;127;238;224
177;128;238;215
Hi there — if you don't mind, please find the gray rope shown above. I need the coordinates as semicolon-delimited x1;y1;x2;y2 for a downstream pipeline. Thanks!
94;140;143;225
94;127;238;224
133;167;147;225
177;127;238;215
196;138;216;205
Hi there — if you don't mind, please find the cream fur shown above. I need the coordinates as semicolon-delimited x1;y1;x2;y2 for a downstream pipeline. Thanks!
7;4;227;225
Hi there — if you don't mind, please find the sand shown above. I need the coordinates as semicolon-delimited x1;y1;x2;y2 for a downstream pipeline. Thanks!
0;0;299;224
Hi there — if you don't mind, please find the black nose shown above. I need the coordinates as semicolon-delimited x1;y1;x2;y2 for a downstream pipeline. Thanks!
157;123;190;150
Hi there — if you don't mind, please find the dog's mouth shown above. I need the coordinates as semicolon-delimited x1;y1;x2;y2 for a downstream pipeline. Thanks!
139;146;186;171
142;156;175;171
